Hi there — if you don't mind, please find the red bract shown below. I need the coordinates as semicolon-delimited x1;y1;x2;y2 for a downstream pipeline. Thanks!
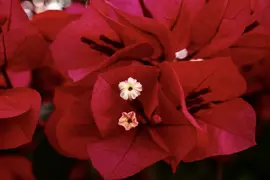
46;38;255;179
6;70;31;87
91;0;270;115
0;0;49;70
43;1;257;178
95;0;204;30
30;10;81;97
45;77;99;159
93;0;270;74
45;46;196;179
220;27;270;94
65;2;86;15
0;15;6;28
0;88;41;149
99;0;204;49
91;0;255;62
46;65;195;179
189;0;251;58
31;10;81;42
50;6;121;73
164;58;256;161
89;64;197;179
92;0;175;61
45;42;155;158
101;0;144;16
0;155;35;180
0;0;65;101
93;0;252;56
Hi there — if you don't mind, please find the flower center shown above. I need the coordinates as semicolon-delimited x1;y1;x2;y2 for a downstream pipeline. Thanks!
127;118;132;123
118;77;142;100
118;111;139;131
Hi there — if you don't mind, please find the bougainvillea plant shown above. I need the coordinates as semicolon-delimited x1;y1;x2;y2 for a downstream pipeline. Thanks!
0;0;270;179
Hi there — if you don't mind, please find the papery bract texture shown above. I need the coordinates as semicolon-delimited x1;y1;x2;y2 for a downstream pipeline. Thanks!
50;6;120;72
46;45;256;180
0;88;41;149
31;10;81;42
163;58;256;161
0;0;50;71
45;1;257;179
0;155;35;180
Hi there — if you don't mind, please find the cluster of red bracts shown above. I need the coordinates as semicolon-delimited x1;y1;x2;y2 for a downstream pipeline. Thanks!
0;0;269;179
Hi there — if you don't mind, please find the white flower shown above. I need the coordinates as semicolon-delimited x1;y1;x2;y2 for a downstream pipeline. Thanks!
32;0;44;7
175;48;188;60
32;0;67;13
118;77;142;100
45;2;63;10
23;8;33;19
21;1;34;19
118;111;138;131
34;6;46;14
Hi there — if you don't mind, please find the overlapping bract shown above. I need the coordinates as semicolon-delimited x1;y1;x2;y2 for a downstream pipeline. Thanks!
100;0;270;123
0;0;48;150
0;155;35;180
0;0;71;152
33;1;262;178
1;0;266;179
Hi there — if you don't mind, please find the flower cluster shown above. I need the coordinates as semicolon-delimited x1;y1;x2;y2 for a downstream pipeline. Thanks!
0;0;269;179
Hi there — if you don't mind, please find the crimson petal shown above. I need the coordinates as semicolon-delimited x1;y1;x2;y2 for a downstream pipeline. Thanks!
167;58;247;101
0;155;35;180
87;128;168;179
105;0;144;16
0;88;40;149
142;0;182;28
45;74;97;157
184;98;256;161
189;0;228;50
113;9;175;60
196;0;251;58
31;10;80;42
51;6;120;71
171;0;205;50
56;92;101;159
